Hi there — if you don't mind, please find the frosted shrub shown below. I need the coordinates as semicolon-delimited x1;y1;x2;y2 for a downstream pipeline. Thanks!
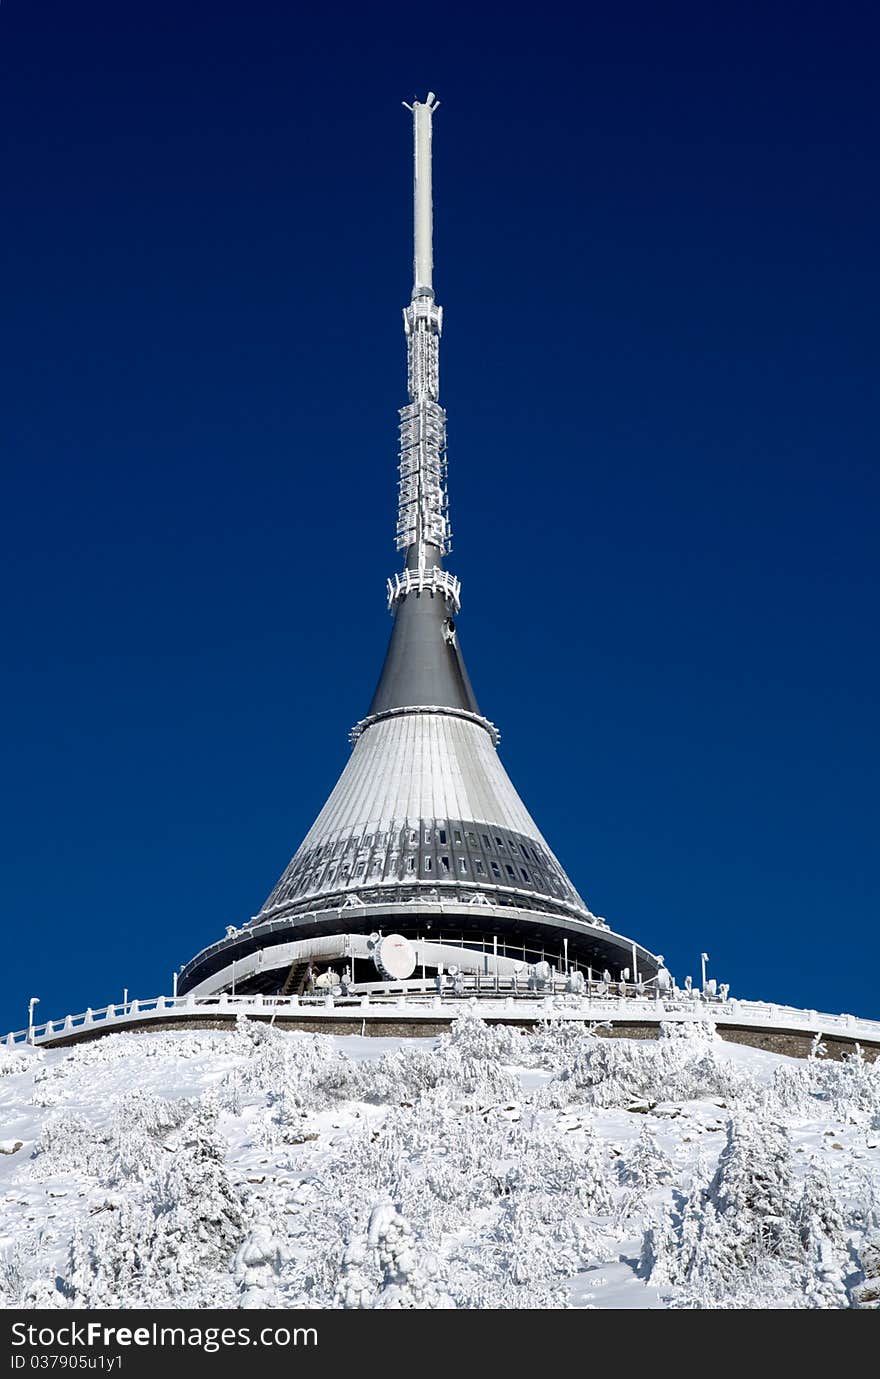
799;1048;880;1125
639;1207;680;1289
794;1163;846;1254
707;1116;794;1258
107;1089;195;1184
639;1114;801;1305
228;1020;343;1106
767;1064;819;1117
537;1036;758;1112
0;1241;33;1307
329;1041;519;1106
233;1220;285;1309
441;1015;528;1064
802;1242;850;1308
500;1121;614;1216
527;1019;600;1069
658;1020;719;1044
335;1199;454;1309
27;1112;111;1182
65;1099;248;1308
491;1196;580;1288
619;1124;673;1192
0;1045;40;1077
852;1223;880;1308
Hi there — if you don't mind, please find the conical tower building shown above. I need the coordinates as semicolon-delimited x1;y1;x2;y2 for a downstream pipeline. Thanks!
179;96;658;998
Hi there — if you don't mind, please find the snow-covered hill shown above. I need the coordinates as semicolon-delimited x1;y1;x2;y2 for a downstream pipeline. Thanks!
1;1017;879;1310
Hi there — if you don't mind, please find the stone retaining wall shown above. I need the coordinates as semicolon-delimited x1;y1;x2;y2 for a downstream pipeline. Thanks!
36;1011;880;1060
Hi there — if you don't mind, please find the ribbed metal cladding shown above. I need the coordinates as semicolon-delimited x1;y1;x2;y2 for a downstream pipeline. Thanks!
253;709;591;924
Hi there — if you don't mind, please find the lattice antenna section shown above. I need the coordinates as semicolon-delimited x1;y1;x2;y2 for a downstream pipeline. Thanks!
395;93;453;565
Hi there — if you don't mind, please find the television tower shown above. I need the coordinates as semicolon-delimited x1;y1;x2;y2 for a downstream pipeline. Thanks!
179;96;658;997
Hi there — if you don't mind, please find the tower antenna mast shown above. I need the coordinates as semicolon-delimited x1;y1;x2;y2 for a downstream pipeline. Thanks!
396;93;449;572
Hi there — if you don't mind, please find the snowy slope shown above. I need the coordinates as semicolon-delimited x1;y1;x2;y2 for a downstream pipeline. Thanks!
1;1017;879;1310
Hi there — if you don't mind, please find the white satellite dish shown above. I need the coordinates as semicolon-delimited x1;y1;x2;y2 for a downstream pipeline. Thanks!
373;933;416;981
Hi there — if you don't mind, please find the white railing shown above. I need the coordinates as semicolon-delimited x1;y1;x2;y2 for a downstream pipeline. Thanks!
4;985;880;1049
386;565;461;613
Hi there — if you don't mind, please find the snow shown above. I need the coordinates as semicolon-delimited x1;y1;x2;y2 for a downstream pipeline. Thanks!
0;1017;878;1310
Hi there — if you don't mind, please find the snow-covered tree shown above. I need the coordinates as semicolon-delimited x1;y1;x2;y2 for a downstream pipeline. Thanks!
336;1199;454;1309
65;1099;248;1308
852;1222;880;1308
794;1163;846;1255
639;1206;680;1289
809;1032;828;1060
802;1241;850;1308
708;1114;794;1265
619;1124;673;1192
233;1221;285;1308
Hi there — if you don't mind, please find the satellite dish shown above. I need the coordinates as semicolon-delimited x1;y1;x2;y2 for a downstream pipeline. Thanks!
373;933;416;981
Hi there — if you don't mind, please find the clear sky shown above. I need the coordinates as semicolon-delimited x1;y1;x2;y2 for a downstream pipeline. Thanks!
2;1;878;1032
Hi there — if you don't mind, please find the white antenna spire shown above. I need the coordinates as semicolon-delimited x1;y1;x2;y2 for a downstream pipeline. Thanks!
393;93;451;571
408;91;439;295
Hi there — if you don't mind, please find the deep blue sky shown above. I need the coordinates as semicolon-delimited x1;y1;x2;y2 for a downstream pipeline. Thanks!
2;2;878;1032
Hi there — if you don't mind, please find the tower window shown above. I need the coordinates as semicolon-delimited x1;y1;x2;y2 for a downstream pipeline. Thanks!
407;856;416;873
458;858;468;874
482;834;491;849
424;856;433;873
424;828;433;844
491;862;501;878
521;868;531;882
505;864;515;879
453;830;462;846
440;856;450;872
439;829;447;844
474;860;485;875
